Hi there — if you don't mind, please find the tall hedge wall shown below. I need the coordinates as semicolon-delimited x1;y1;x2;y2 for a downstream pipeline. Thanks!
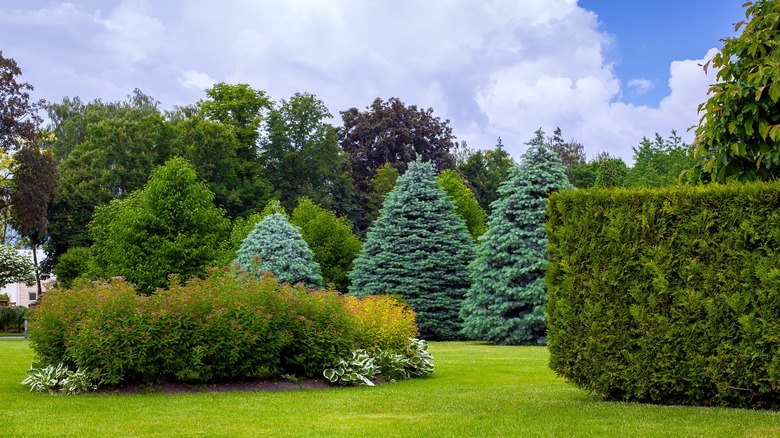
546;182;780;409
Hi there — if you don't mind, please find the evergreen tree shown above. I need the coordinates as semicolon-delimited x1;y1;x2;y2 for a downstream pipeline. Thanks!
436;169;488;243
349;161;474;340
236;212;322;289
461;132;572;345
90;157;230;294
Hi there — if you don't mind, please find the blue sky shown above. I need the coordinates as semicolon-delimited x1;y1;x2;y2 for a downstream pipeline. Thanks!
581;1;744;107
0;1;749;164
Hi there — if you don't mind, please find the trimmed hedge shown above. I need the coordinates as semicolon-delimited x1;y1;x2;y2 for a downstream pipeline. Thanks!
28;268;417;386
546;182;780;409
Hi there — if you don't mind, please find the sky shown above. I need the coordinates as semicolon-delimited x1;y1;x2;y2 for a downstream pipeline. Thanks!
1;0;746;164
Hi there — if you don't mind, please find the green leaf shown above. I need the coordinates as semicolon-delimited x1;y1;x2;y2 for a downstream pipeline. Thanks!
769;83;780;103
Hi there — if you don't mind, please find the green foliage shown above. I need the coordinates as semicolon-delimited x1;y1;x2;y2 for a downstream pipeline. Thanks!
461;133;572;345
546;127;585;185
365;162;399;226
323;339;434;386
546;182;780;408
90;157;230;294
22;363;96;395
436;169;488;242
349;161;474;340
28;269;417;385
52;247;95;288
226;199;286;257
626;131;697;187
0;244;35;288
235;212;323;289
593;152;628;188
172;114;271;218
457;139;515;214
199;82;270;153
694;1;780;182
290;197;362;292
261;93;351;213
0;306;27;332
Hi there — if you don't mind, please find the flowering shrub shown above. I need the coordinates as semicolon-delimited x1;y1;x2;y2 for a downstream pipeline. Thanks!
28;268;419;386
343;294;418;354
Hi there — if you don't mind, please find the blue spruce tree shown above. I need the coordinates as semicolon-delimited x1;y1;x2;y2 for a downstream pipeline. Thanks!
349;161;475;340
460;130;572;344
236;212;323;288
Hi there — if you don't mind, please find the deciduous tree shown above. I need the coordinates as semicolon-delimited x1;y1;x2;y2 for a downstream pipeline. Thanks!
457;139;514;214
0;51;42;152
693;0;780;182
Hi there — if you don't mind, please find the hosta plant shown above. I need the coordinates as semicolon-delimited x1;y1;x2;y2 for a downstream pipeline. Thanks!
323;339;435;386
323;350;378;387
22;363;96;395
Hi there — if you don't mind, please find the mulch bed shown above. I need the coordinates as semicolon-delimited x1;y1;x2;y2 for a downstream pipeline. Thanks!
97;378;334;395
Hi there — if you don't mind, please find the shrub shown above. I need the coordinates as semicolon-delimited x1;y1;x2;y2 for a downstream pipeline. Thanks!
52;247;95;288
0;306;28;332
546;181;780;408
28;269;415;386
343;295;418;353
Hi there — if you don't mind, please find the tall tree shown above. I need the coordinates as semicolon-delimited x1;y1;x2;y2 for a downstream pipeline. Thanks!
172;113;270;218
235;212;322;289
261;93;351;213
626;131;697;187
10;143;59;295
0;153;17;245
592;152;629;188
460;137;572;345
693;0;780;182
546;127;585;185
457;139;515;214
198;83;273;215
290;197;362;292
436;169;488;243
349;161;474;340
90;157;230;294
0;51;43;152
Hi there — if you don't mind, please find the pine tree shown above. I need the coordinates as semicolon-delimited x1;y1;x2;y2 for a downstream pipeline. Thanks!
236;212;322;289
460;132;572;345
349;160;474;340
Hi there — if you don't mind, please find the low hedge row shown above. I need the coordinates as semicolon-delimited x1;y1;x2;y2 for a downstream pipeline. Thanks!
546;182;780;409
28;268;417;385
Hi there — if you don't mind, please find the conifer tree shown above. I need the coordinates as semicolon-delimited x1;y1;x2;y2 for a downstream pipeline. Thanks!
460;132;572;344
236;212;322;289
349;160;474;340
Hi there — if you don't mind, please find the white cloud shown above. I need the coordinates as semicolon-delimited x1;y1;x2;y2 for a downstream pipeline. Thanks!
3;0;720;165
180;70;216;91
627;78;654;94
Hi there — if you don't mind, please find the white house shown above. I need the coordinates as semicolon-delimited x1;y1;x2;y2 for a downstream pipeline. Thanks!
0;248;52;307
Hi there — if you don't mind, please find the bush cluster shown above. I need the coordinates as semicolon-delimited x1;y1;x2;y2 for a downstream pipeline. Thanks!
546;181;780;409
28;269;418;386
0;306;27;332
343;295;418;353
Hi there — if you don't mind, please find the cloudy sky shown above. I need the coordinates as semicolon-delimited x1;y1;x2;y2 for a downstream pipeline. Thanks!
2;0;744;163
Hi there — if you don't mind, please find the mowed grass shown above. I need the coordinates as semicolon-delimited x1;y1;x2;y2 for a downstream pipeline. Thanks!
2;340;779;437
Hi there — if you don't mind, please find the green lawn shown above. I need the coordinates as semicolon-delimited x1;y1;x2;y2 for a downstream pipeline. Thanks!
1;340;779;437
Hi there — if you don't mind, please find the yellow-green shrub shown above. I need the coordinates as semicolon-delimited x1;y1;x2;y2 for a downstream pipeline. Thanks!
344;295;418;353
